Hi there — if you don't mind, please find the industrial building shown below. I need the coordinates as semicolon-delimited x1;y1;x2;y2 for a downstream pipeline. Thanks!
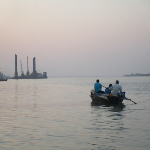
13;54;47;79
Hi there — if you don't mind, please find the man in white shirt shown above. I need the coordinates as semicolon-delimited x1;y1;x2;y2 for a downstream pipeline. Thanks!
110;80;122;95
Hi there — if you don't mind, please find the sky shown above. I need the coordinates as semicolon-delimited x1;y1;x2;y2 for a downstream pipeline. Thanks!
0;0;150;77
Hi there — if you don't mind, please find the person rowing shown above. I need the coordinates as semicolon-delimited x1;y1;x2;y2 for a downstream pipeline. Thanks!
110;80;122;95
104;84;112;94
94;79;104;94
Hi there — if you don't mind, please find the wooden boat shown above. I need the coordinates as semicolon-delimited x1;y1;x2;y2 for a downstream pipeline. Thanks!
90;90;125;104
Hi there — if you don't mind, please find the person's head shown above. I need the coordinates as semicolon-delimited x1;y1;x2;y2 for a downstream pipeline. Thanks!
96;79;99;83
116;80;119;84
109;84;112;87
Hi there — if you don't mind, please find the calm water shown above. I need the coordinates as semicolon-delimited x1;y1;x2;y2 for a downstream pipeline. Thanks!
0;77;150;150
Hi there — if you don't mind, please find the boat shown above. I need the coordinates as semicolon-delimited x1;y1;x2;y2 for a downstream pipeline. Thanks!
0;78;7;81
90;90;125;104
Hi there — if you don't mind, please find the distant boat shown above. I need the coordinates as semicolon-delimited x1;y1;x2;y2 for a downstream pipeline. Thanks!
0;78;7;81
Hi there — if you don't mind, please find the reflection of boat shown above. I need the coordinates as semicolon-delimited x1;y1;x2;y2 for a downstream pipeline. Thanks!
91;101;125;112
90;90;125;104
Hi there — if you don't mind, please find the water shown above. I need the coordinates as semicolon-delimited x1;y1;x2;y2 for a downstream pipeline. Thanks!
0;77;150;150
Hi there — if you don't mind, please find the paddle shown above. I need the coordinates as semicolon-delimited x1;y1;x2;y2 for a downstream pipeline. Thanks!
101;85;109;89
124;98;137;104
102;86;136;104
102;84;137;104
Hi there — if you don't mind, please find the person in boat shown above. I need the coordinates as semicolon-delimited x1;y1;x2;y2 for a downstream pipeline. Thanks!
94;79;103;93
110;80;122;95
105;84;112;94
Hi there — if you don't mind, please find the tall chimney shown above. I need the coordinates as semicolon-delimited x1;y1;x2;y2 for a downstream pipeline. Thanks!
15;54;18;77
34;57;36;72
33;57;36;77
26;56;29;76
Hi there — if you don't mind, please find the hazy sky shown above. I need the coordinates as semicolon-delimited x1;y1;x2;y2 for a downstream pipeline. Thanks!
0;0;150;77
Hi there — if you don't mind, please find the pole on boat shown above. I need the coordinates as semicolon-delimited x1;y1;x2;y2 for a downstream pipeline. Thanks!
102;84;137;104
102;85;108;89
125;98;137;104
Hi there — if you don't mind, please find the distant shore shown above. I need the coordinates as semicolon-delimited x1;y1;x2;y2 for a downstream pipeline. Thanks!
124;73;150;76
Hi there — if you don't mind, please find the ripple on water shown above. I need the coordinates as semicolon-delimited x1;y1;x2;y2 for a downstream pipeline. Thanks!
0;78;150;150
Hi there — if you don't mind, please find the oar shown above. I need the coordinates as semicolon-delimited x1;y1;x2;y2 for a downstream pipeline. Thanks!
102;85;137;104
124;98;137;104
105;89;136;104
102;85;109;89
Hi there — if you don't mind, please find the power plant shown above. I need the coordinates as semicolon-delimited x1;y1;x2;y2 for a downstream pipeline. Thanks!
13;54;47;79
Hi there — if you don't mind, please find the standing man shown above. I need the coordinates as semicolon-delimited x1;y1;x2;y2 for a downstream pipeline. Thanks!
94;79;102;93
110;80;122;95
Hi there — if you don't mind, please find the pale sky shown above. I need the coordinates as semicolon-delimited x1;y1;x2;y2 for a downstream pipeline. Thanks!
0;0;150;77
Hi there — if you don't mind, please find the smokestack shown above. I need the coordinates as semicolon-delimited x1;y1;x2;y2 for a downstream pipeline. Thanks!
27;56;28;71
33;57;36;77
15;54;18;77
27;56;29;76
34;57;36;72
33;57;35;73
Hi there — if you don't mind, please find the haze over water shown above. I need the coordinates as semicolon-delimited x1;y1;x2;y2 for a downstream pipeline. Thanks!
0;2;150;149
0;0;150;77
0;77;150;150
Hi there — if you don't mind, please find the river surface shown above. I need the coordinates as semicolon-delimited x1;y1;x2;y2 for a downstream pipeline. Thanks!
0;77;150;150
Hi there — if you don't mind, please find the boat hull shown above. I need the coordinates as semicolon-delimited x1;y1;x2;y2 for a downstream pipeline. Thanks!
0;79;7;81
90;90;124;104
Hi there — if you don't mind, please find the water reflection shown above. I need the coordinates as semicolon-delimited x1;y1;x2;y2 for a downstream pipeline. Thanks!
32;85;37;110
89;102;126;149
91;102;126;112
14;82;18;109
13;81;38;111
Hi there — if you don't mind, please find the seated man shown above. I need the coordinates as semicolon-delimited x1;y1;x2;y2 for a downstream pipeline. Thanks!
110;80;122;95
94;79;102;93
105;84;112;94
